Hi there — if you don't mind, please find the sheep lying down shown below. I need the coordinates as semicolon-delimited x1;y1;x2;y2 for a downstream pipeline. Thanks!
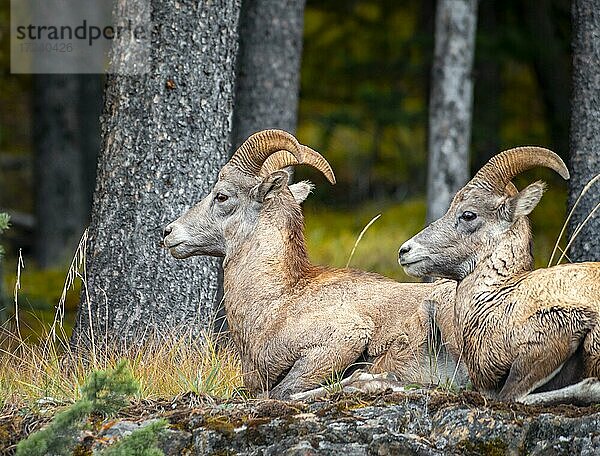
164;129;467;399
400;145;600;406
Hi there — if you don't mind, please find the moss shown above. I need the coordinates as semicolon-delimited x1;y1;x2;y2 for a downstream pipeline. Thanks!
457;438;509;456
72;444;93;456
201;415;239;436
0;422;12;444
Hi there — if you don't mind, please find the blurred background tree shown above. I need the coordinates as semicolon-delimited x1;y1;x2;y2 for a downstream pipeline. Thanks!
426;0;477;223
0;0;589;335
232;0;306;149
31;1;103;269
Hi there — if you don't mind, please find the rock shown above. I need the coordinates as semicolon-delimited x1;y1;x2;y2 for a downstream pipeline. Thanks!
7;390;600;455
182;393;600;455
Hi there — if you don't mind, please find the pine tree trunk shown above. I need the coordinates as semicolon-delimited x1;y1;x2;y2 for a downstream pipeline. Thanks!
231;0;305;149
426;0;478;223
72;0;241;348
568;0;600;262
78;75;104;213
32;0;104;269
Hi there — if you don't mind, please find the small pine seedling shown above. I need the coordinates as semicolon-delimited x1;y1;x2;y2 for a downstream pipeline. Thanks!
16;360;148;456
100;419;167;456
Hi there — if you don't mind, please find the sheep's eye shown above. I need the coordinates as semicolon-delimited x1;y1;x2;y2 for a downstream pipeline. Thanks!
460;211;477;222
215;193;229;203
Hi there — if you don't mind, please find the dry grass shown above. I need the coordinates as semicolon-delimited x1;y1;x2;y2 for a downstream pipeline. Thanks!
0;325;243;408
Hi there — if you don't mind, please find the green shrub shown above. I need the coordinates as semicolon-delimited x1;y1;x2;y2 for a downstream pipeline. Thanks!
16;360;165;456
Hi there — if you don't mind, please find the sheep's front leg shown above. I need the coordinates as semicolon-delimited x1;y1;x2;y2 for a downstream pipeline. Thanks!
267;347;354;400
498;307;594;402
521;378;600;406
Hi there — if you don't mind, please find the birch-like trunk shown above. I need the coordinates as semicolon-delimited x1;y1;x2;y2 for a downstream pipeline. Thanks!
426;0;478;223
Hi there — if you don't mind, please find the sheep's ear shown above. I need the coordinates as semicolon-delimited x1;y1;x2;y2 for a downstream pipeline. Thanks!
505;181;546;221
252;170;290;202
289;181;314;204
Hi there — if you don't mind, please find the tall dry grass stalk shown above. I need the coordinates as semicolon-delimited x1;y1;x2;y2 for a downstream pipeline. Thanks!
346;214;381;268
548;173;600;266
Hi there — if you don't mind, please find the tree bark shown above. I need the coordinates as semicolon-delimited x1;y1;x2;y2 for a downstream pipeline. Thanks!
567;0;600;262
231;0;305;149
72;0;241;348
426;0;478;223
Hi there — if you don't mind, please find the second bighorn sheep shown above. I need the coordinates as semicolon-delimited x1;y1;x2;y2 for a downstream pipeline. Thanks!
399;147;600;404
164;129;465;399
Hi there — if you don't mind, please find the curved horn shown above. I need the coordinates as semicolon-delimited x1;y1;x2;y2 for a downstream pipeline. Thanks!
470;146;569;193
259;146;336;184
228;129;302;176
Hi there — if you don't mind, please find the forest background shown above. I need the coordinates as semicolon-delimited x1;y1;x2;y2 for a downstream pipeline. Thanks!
0;0;575;337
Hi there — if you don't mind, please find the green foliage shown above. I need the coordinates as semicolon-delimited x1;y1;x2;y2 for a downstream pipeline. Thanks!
100;420;167;456
304;198;426;280
0;212;9;258
304;192;566;280
16;360;145;456
3;265;81;339
15;400;93;456
80;360;140;416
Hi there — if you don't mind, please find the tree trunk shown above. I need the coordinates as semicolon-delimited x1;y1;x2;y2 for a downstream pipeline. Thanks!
567;0;600;262
32;0;104;268
426;0;478;223
231;0;305;149
33;75;88;268
72;0;241;348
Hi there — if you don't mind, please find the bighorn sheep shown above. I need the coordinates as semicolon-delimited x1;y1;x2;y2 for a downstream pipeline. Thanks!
398;147;600;404
164;129;465;399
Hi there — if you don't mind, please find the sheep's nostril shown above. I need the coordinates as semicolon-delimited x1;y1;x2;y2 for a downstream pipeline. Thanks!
163;225;173;239
398;245;411;259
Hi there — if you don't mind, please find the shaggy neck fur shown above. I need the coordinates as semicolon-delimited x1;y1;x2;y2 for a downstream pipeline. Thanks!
222;193;313;339
454;217;534;356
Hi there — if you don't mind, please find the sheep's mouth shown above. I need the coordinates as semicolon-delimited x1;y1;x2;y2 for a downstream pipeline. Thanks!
398;257;432;277
165;240;183;249
167;241;224;259
166;241;197;259
398;257;427;268
169;245;192;259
